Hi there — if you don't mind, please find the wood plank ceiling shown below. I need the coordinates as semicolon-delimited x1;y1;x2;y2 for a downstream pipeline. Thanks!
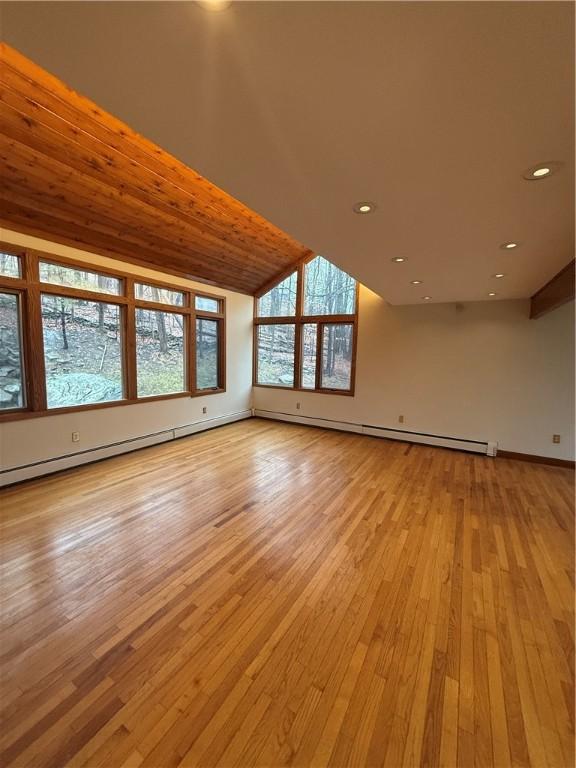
0;44;311;295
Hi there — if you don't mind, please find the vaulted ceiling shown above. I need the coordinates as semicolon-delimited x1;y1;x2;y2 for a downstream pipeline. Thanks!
0;43;310;294
1;1;574;304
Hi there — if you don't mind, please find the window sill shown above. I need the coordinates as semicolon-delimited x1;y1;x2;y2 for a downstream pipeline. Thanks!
195;387;226;396
0;388;227;422
253;383;355;397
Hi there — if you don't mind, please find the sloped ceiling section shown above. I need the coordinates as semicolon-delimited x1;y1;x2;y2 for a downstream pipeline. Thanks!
1;1;574;304
0;44;310;295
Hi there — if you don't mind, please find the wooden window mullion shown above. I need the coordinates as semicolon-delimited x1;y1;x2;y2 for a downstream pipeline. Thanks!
293;325;301;388
22;252;47;412
253;323;259;386
189;310;197;394
218;316;226;391
125;277;137;400
315;323;324;391
293;263;305;388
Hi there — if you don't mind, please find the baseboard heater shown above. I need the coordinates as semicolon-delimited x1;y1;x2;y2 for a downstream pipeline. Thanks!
253;409;497;457
0;410;252;487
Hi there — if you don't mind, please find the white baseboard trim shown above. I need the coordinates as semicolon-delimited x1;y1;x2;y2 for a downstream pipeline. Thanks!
255;409;363;434
0;410;252;487
254;409;497;456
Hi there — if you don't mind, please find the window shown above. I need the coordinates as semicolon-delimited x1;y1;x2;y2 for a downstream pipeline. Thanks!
256;324;295;386
40;261;122;294
255;255;357;394
0;247;227;420
300;324;317;389
320;323;353;391
135;283;184;306
195;296;220;313
0;292;25;410
0;252;21;279
304;256;356;315
196;318;219;389
41;295;124;408
136;309;186;397
257;272;297;317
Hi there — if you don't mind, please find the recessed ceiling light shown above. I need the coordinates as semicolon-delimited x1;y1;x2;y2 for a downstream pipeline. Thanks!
523;161;562;180
422;296;432;300
493;273;505;279
353;202;376;214
501;241;518;250
197;0;232;11
410;280;422;285
488;292;497;297
391;257;406;263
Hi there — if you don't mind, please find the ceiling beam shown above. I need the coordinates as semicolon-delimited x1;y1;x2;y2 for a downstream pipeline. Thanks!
530;260;575;319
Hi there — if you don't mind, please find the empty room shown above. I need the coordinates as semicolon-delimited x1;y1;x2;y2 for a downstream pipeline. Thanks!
0;2;574;767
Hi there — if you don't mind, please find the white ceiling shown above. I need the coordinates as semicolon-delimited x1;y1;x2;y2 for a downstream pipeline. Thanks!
2;1;574;304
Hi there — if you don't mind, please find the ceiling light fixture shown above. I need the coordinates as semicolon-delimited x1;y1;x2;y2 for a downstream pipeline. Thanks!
493;273;505;279
410;280;422;285
197;0;232;12
488;292;497;297
422;296;432;301
391;257;406;263
501;241;518;250
353;202;376;214
523;161;562;180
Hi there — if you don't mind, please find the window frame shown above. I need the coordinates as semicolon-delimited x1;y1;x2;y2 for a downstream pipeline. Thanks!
0;244;226;421
134;305;188;399
256;270;298;319
254;322;297;389
41;291;127;409
195;316;222;392
134;281;186;307
253;255;359;396
39;259;124;296
0;286;28;413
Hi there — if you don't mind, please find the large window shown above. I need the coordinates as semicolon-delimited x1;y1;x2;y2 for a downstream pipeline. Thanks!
254;256;358;394
196;318;219;390
41;295;124;408
256;324;296;386
320;323;353;391
304;256;356;315
257;272;297;317
0;246;226;420
136;309;185;397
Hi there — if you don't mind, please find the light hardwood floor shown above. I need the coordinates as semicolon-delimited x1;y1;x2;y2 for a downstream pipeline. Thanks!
0;419;574;768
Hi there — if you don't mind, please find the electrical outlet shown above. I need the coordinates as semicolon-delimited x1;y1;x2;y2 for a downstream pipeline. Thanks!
398;415;404;424
202;407;207;415
296;402;301;410
71;432;80;443
552;434;561;444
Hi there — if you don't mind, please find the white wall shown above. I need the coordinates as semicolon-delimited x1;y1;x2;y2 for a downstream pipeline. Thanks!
2;230;573;470
0;229;254;473
254;286;575;461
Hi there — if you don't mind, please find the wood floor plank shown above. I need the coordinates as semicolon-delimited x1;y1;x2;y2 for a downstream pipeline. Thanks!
0;418;573;767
